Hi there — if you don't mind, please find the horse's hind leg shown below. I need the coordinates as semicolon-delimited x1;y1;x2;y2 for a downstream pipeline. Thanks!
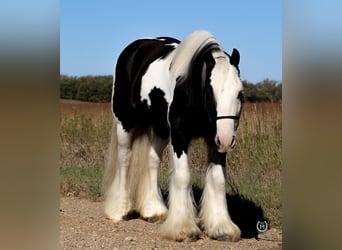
104;122;133;222
137;135;168;223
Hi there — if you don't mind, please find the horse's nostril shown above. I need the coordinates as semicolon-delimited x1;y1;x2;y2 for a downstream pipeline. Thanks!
216;137;221;146
231;136;236;148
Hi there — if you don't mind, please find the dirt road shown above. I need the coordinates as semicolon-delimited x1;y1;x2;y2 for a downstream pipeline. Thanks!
60;197;282;249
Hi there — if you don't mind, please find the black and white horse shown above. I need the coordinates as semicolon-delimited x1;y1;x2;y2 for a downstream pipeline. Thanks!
103;30;243;242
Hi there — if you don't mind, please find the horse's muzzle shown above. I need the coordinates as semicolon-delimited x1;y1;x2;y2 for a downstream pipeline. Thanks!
215;135;237;152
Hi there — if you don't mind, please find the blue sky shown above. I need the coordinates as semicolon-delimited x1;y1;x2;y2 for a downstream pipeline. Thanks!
60;1;282;83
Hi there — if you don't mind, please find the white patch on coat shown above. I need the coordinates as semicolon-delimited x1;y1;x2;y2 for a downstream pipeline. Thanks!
140;50;177;106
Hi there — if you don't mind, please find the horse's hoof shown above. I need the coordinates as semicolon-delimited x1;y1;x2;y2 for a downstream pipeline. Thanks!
144;213;167;224
215;235;231;242
205;222;241;242
105;214;125;223
188;232;201;242
160;221;201;242
174;231;200;242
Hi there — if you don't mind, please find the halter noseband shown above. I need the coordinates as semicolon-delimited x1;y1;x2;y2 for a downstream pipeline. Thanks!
216;115;241;130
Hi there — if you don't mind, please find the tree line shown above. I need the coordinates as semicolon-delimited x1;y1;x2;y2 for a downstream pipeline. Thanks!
60;75;282;103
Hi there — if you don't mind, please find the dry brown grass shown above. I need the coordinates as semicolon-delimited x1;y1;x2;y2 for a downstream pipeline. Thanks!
60;100;112;167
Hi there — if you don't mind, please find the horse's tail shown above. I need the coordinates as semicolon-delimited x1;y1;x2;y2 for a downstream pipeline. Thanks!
128;131;153;212
102;120;118;198
103;120;153;213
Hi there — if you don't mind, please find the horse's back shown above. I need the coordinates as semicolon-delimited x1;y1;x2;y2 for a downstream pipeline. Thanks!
112;37;179;135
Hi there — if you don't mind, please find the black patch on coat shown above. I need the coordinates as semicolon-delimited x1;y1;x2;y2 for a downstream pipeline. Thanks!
149;87;170;139
112;38;179;133
156;37;180;44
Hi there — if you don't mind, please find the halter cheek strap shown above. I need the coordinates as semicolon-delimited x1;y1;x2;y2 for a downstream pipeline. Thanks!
216;115;240;120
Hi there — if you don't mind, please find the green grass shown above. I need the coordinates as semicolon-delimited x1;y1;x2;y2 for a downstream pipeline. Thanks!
60;165;103;200
60;102;282;227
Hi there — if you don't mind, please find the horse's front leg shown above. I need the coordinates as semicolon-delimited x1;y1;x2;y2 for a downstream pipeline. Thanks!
199;143;241;242
160;132;200;241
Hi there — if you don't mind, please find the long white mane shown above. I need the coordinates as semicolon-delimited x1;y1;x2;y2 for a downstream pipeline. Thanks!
170;30;222;79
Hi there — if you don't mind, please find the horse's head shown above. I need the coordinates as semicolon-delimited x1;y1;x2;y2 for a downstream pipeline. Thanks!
209;48;243;152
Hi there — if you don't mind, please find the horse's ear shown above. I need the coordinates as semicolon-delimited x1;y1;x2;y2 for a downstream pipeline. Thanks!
230;48;240;67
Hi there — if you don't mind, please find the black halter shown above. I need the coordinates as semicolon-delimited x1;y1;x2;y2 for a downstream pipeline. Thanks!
216;115;240;120
216;115;241;130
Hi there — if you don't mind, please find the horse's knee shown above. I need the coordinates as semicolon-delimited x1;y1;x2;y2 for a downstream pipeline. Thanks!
207;164;226;190
172;168;191;190
171;152;191;188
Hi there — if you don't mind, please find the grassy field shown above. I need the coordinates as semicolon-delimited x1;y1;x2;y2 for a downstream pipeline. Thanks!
60;100;282;228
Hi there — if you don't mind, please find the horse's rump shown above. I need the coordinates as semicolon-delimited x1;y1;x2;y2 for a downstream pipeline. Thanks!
112;38;179;133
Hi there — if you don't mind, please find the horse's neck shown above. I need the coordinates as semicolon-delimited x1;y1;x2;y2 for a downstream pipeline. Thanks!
170;30;217;79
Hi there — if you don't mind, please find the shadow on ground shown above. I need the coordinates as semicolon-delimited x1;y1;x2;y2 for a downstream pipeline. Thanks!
192;185;267;239
126;186;267;239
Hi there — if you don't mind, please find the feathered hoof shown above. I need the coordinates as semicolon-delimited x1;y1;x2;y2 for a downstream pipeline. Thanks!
104;212;126;223
104;206;134;223
160;221;201;242
207;222;241;242
139;202;168;224
104;203;132;223
142;212;167;224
